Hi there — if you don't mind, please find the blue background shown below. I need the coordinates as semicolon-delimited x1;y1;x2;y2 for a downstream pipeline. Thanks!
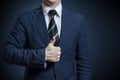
0;0;120;80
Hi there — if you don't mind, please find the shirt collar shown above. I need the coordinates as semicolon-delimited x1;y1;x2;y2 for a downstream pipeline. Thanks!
42;3;62;17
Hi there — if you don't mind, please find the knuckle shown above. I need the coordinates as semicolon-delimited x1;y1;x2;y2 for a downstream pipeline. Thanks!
59;51;61;54
57;52;60;56
55;57;59;61
58;47;61;50
57;51;61;55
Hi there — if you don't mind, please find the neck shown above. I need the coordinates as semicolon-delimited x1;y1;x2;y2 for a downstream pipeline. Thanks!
42;0;61;9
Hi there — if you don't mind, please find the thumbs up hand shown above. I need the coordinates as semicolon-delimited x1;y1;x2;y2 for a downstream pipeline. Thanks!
45;37;61;62
50;37;56;45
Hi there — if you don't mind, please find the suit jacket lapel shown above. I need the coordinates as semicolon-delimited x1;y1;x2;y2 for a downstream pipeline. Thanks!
33;6;50;46
59;8;71;48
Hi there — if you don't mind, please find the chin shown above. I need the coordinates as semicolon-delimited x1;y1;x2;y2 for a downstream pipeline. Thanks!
47;0;58;3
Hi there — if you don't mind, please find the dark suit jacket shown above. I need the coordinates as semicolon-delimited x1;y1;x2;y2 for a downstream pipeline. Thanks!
2;6;91;80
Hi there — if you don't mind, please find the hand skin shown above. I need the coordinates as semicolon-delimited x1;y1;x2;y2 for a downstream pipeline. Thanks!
45;37;61;62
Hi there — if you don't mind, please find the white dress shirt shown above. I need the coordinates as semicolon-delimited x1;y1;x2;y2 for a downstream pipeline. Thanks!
42;3;62;36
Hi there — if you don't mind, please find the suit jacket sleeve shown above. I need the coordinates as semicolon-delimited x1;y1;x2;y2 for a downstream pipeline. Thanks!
76;16;91;80
1;14;46;69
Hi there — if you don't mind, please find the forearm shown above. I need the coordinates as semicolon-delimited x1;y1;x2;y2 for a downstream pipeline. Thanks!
76;54;91;80
2;43;46;69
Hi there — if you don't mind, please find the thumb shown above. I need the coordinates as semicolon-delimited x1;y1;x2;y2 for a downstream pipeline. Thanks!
50;37;56;45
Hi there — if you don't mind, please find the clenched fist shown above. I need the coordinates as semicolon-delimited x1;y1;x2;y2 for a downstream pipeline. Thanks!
45;37;61;62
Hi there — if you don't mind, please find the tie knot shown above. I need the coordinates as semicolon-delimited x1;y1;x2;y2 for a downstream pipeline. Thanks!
48;10;57;17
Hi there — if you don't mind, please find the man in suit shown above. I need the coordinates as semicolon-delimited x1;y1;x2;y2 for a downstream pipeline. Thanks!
2;0;91;80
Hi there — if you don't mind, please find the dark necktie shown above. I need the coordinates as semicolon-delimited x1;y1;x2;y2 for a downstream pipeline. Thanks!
48;10;59;46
